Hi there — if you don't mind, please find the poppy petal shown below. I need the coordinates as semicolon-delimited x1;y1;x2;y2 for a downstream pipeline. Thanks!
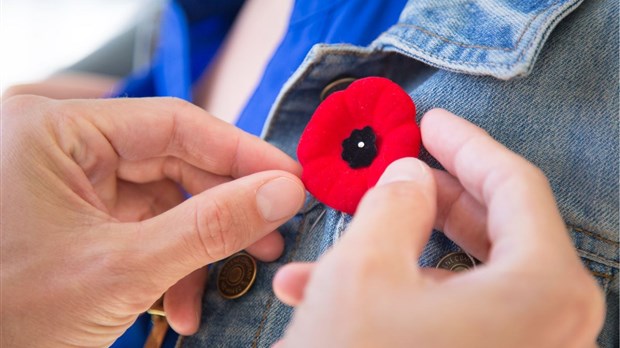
297;77;421;214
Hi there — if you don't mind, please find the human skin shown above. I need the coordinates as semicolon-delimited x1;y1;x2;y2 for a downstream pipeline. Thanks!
274;109;605;348
1;95;305;347
2;73;119;100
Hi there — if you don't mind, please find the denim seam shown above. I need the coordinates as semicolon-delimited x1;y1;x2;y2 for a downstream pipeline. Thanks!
496;0;579;67
392;0;557;53
251;298;274;348
569;225;619;247
580;258;615;280
591;271;613;280
581;258;614;292
578;249;620;270
523;1;582;68
380;0;581;70
381;44;492;76
251;212;311;347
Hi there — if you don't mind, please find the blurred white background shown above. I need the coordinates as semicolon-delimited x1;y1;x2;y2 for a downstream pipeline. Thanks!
1;0;161;93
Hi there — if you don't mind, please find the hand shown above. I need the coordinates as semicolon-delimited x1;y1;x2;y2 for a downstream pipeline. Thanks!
274;109;604;348
1;96;305;347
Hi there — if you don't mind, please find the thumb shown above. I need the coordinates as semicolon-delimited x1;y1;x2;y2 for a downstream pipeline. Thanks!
342;157;436;261
278;159;436;348
132;170;305;286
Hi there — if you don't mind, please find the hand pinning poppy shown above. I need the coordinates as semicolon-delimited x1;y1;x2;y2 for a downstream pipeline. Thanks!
297;77;421;214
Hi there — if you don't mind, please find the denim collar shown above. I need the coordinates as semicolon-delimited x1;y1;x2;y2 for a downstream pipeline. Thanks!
375;0;584;79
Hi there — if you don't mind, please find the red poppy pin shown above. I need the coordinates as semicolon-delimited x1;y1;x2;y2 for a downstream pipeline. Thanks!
297;77;421;214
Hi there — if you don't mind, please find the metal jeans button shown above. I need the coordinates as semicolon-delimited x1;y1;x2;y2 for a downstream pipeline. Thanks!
436;252;476;272
217;252;257;299
320;77;357;101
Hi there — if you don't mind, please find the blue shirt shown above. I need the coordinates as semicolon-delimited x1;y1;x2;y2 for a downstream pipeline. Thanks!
115;0;406;135
112;0;406;346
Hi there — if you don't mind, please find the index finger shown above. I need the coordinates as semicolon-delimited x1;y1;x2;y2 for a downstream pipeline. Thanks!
59;97;301;178
421;109;572;261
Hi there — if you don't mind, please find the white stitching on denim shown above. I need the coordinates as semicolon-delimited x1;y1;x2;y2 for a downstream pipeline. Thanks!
380;0;582;72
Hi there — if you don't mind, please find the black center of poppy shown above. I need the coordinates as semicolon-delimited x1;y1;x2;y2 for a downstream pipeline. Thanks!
341;126;378;168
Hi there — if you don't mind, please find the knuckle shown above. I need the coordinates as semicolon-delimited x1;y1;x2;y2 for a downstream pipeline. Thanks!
164;97;196;124
162;157;184;183
164;96;192;110
194;198;239;261
39;100;86;135
163;96;216;120
521;163;549;187
486;160;551;198
163;98;193;154
517;164;554;197
51;103;80;127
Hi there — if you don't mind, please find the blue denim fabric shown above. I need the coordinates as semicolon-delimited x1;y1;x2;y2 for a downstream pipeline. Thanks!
379;0;585;79
182;0;619;347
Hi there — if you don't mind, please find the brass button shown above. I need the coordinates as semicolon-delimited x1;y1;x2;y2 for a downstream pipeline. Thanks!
320;77;357;101
147;296;165;317
217;252;257;299
436;252;476;272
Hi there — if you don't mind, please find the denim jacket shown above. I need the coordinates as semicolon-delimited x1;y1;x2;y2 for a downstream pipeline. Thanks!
181;0;619;347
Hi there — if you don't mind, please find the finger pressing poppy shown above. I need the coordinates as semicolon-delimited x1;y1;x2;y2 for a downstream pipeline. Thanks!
297;77;421;214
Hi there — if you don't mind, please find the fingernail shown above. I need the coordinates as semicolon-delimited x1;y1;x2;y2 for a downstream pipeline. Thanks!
257;177;305;222
377;157;428;186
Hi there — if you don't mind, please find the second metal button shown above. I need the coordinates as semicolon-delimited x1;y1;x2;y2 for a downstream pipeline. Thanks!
217;252;257;300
